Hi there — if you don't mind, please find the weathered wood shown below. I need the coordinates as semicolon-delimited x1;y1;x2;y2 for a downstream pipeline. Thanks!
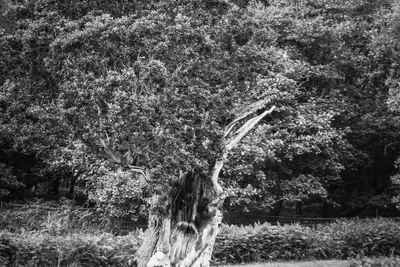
145;208;222;267
145;105;276;266
146;171;222;267
210;105;276;196
137;199;163;267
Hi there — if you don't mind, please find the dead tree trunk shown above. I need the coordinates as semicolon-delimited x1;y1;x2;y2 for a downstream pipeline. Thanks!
83;102;275;267
143;106;276;267
144;171;223;267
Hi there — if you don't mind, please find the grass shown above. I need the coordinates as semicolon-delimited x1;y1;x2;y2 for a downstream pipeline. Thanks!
218;260;352;267
218;257;400;267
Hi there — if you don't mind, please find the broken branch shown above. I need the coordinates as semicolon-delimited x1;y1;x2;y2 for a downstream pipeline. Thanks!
211;105;276;194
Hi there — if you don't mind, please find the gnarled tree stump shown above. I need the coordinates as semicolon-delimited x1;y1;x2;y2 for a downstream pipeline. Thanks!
143;171;222;267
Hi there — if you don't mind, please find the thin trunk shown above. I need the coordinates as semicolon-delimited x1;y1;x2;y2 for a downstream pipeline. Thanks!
271;173;282;217
49;175;60;198
271;199;283;217
68;175;77;195
295;201;303;215
321;201;330;218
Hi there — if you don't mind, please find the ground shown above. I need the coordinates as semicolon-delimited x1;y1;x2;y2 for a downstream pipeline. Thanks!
219;260;352;267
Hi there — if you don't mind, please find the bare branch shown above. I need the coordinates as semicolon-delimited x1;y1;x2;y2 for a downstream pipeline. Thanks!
210;105;276;194
80;135;152;183
223;98;272;138
131;166;152;185
226;106;276;151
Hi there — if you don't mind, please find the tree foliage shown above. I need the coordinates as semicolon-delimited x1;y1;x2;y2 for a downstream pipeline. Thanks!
0;0;400;218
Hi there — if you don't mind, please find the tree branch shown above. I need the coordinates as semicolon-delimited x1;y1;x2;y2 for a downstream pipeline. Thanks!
80;136;151;182
224;98;273;138
210;105;276;195
225;106;276;151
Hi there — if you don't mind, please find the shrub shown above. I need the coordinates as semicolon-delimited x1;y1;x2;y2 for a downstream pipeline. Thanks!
1;217;399;266
212;218;400;265
0;230;140;266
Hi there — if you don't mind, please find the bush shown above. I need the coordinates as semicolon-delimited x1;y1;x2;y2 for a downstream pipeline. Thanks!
212;218;400;265
1;217;399;266
0;230;140;266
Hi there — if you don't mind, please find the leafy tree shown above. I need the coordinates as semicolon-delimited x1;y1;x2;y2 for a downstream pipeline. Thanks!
386;1;400;210
2;0;400;265
1;0;280;264
222;0;400;217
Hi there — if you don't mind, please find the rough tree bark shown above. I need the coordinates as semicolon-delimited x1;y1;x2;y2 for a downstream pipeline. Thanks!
83;103;276;267
140;171;223;267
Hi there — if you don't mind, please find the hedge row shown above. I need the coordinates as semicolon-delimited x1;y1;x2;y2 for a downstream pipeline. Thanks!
213;218;400;264
1;218;399;266
0;231;140;266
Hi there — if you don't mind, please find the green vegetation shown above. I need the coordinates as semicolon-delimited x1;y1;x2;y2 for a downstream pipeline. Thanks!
1;0;399;219
1;206;116;235
1;0;400;265
0;231;140;266
213;218;400;264
218;258;400;267
1;217;399;266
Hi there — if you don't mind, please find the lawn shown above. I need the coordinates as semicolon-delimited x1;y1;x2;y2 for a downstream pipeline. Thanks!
219;257;400;267
219;260;352;267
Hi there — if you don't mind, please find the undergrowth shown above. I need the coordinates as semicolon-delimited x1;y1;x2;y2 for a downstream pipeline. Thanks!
0;230;142;266
212;218;400;264
1;215;399;266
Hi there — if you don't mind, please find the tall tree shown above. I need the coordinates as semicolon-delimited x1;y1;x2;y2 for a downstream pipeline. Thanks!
2;0;400;265
1;0;283;264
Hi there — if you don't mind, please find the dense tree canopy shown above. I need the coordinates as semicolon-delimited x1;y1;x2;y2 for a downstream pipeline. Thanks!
1;0;400;220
